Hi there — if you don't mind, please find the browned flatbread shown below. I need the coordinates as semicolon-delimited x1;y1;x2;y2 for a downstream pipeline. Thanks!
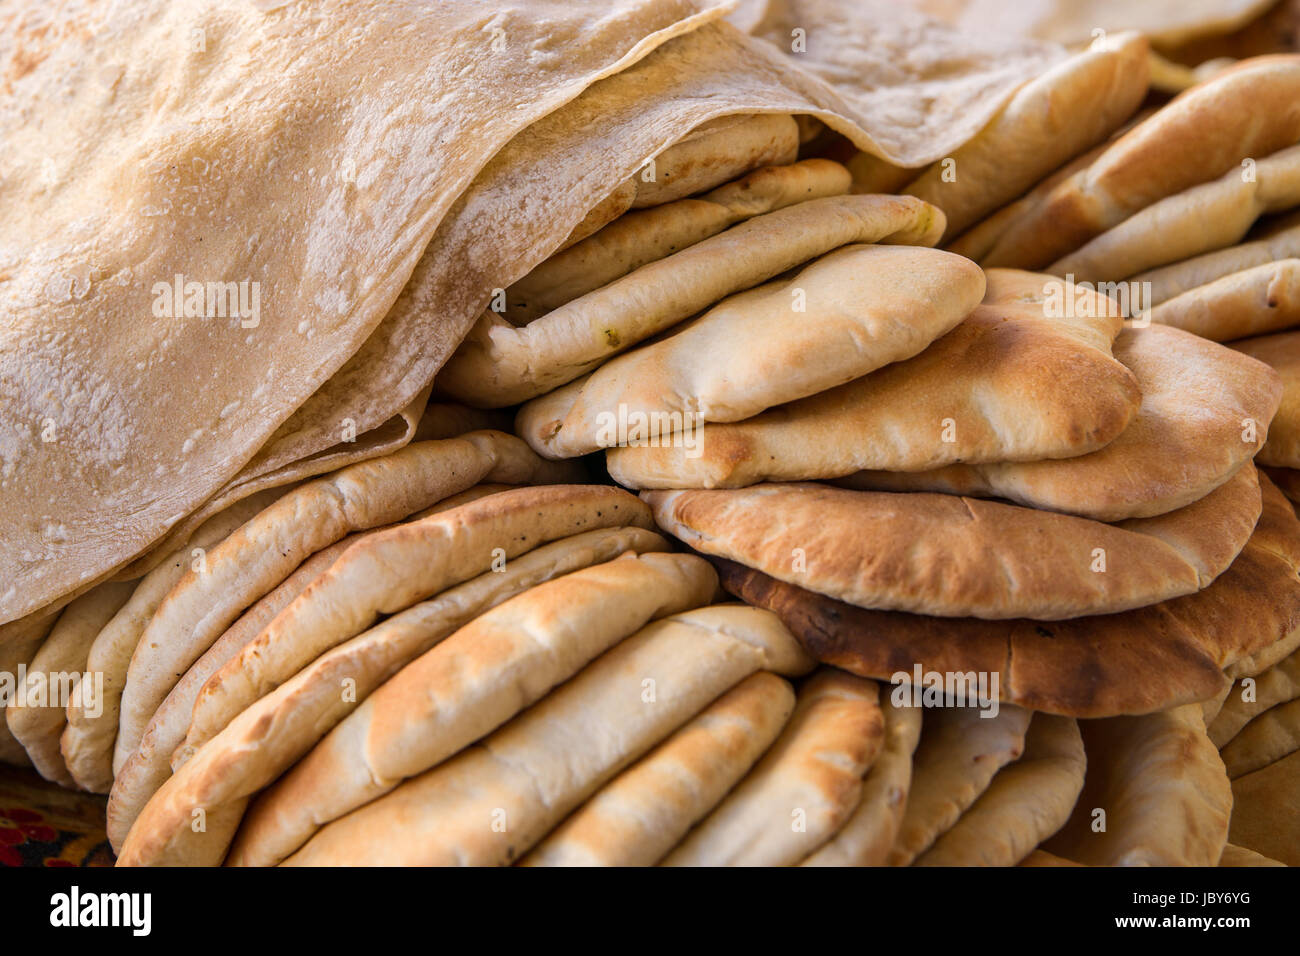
711;474;1300;718
1233;330;1300;468
1229;748;1300;865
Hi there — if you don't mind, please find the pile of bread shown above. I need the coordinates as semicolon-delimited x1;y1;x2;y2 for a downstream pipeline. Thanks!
4;3;1300;867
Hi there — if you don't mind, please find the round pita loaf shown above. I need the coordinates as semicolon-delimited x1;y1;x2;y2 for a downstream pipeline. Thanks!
1043;705;1231;866
519;244;985;459
607;270;1140;489
644;466;1261;621
914;714;1085;867
0;612;62;768
437;194;945;407
1136;213;1300;307
662;670;883;866
1209;646;1300;748
839;324;1282;520
713;472;1300;718
279;605;813;866
1146;259;1300;341
1219;697;1300;778
521;672;796;867
1233;329;1300;467
1228;748;1300;865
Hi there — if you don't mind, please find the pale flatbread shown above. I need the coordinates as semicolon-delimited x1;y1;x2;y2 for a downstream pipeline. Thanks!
1147;259;1300;341
644;466;1260;621
437;194;945;407
1210;648;1300;748
839;325;1281;520
663;670;883;866
277;605;814;866
608;270;1140;489
0;613;61;767
521;672;795;867
519;245;985;458
1220;698;1300;778
886;705;1032;865
1233;330;1300;468
799;696;923;866
1228;748;1300;865
914;715;1085;867
1136;214;1300;306
1043;705;1232;866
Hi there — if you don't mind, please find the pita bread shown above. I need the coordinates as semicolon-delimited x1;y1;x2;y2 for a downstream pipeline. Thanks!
904;33;1149;240
714;473;1300;718
839;325;1281;520
1202;682;1235;727
628;113;799;208
645;468;1260;621
1209;648;1300;747
847;152;918;195
1146;259;1300;341
113;431;572;774
983;56;1300;270
1136;214;1300;307
608;270;1140;489
505;158;851;325
521;672;795;867
1019;849;1083;867
0;613;60;767
437;194;945;407
1219;842;1287;867
1043;706;1232;866
5;581;134;786
104;532;366;851
1264;464;1300;507
799;696;923;866
59;488;286;794
1220;698;1300;778
663;670;883;866
519;245;986;459
1147;51;1236;94
1233;330;1300;468
119;535;685;867
914;715;1085;866
1228;748;1300;865
278;605;813;866
0;0;735;627
886;705;1032;865
1053;143;1300;282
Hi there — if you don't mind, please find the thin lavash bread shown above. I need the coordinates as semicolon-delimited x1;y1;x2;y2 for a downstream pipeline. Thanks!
607;269;1142;489
1209;645;1300;747
1042;705;1232;866
504;157;851;325
838;323;1282;521
903;31;1149;241
436;194;946;407
1232;330;1300;468
1229;748;1300;865
800;694;923;866
662;670;884;866
711;469;1300;718
981;55;1300;270
521;672;796;867
517;244;986;459
913;714;1085;867
108;483;646;853
118;546;709;867
278;606;813;866
643;463;1261;621
1146;259;1300;342
886;705;1033;866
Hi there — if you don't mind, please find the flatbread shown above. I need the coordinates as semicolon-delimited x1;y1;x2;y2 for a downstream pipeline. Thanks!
662;670;883;866
1233;330;1300;467
1219;843;1287;867
521;672;796;867
519;244;985;458
1146;259;1300;341
1136;214;1300;307
1220;697;1300;778
1209;647;1300;747
983;55;1300;269
799;696;923;866
504;158;851;325
644;467;1260;621
904;32;1149;240
713;472;1300;718
1019;849;1083;867
118;535;688;867
278;605;814;866
839;325;1282;520
608;270;1140;489
0;613;60;767
4;581;134;786
1053;142;1300;282
437;194;944;407
886;705;1032;865
1043;706;1232;866
914;715;1085;867
1228;748;1300;865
